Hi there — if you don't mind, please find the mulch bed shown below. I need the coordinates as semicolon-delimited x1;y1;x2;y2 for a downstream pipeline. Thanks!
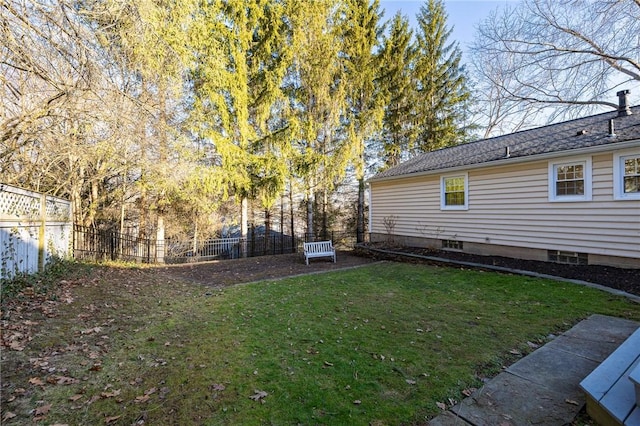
154;245;639;298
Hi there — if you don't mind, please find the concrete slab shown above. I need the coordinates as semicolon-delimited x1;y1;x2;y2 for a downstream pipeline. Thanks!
506;345;599;397
428;315;640;426
449;373;580;426
544;333;624;363
427;410;472;426
562;314;639;344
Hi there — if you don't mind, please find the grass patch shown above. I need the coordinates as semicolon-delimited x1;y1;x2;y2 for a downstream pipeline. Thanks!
3;262;639;425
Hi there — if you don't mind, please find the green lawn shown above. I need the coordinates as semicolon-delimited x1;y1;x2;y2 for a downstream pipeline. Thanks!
5;262;639;425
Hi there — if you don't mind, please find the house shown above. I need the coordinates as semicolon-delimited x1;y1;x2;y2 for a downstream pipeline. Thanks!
368;91;640;269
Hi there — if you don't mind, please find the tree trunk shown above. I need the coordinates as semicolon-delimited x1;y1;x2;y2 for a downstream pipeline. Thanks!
191;217;198;259
306;190;313;242
241;196;248;257
289;180;295;251
279;195;284;254
322;189;328;240
156;215;165;263
264;208;271;255
356;176;365;243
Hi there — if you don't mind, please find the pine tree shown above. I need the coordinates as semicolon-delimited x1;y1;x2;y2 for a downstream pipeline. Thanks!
340;0;385;242
413;0;471;152
378;12;417;169
192;0;291;240
287;0;347;239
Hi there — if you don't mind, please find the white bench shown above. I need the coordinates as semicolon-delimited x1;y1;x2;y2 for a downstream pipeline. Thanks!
303;241;336;265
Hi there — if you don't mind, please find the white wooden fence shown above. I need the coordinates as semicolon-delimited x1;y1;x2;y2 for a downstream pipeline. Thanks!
0;184;72;280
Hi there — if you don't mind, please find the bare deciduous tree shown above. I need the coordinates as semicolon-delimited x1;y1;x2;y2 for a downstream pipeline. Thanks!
471;0;640;136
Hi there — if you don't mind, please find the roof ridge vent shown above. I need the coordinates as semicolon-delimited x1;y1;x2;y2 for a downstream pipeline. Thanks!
617;89;632;117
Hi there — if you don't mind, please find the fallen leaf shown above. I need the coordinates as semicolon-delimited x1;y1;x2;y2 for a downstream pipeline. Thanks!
101;390;121;398
462;388;477;397
436;401;447;410
2;412;17;421
249;390;268;402
509;349;521;355
68;394;83;402
527;341;540;349
353;400;362;405
105;415;121;424
55;375;78;385
9;341;25;351
405;379;416;385
324;361;334;367
211;383;226;391
87;395;101;405
134;394;150;403
29;377;45;386
35;404;52;416
565;399;579;406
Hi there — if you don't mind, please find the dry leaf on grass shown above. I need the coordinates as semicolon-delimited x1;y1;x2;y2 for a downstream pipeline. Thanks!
3;412;17;421
249;390;268;402
134;394;150;403
35;403;52;416
101;389;121;398
29;377;45;386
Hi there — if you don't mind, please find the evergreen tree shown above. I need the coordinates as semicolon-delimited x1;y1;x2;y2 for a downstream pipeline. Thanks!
190;1;293;241
413;0;471;152
340;0;385;243
377;12;417;169
287;0;347;239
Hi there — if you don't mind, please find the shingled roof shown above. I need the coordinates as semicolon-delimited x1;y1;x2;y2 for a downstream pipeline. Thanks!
370;105;640;182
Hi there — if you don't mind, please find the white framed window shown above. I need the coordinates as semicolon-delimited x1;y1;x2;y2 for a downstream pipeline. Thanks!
441;173;468;210
548;157;592;202
613;149;640;200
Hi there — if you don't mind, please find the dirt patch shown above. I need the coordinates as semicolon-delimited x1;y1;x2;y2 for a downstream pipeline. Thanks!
154;250;377;286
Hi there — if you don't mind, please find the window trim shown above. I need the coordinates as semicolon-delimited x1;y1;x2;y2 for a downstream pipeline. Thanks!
548;157;592;202
613;149;640;201
440;172;469;210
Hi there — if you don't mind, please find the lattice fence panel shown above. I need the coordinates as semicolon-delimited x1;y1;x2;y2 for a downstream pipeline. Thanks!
0;187;40;219
1;184;72;279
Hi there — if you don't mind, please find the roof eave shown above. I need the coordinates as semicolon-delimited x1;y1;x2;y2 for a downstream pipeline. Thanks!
367;138;640;184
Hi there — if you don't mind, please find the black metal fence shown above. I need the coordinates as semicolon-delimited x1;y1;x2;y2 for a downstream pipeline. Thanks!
73;225;156;263
165;234;299;264
73;225;358;264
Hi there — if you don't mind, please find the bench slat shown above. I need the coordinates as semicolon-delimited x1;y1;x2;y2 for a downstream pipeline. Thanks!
580;329;640;400
599;356;640;422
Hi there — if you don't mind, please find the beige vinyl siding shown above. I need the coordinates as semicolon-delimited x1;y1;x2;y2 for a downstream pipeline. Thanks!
370;153;640;260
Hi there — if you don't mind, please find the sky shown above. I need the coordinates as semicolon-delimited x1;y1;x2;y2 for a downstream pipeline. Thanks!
379;0;520;60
